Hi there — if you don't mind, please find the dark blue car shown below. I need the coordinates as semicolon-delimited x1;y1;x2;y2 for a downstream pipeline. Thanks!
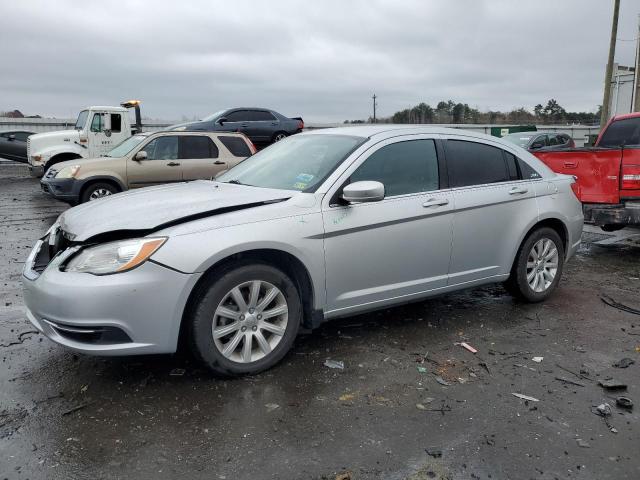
169;108;303;146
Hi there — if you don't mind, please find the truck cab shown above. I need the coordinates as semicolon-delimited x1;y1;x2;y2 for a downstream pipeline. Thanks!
533;113;640;231
27;101;142;177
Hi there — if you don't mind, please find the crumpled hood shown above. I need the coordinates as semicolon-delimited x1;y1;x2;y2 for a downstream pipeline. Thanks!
58;181;293;242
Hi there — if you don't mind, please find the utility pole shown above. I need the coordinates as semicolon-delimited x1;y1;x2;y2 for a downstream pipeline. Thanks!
633;14;640;112
372;94;377;123
600;0;620;125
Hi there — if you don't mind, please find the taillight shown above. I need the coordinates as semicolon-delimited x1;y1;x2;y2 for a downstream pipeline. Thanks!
298;120;304;130
570;176;580;196
622;165;640;189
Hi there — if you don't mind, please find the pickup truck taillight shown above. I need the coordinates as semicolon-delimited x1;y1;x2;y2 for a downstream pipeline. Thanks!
622;165;640;189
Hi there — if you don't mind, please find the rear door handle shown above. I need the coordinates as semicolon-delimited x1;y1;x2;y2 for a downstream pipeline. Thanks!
167;162;181;167
563;161;578;168
509;186;528;195
422;198;449;207
213;160;226;165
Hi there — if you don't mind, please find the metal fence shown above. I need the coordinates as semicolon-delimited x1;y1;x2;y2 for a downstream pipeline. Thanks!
1;117;601;146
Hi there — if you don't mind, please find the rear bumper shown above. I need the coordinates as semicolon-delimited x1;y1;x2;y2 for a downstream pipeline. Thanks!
584;202;640;226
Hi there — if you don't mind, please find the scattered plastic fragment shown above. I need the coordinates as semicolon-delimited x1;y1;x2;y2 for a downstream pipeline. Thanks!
335;472;352;480
555;376;585;387
613;357;635;368
265;403;280;412
169;368;185;376
425;447;442;458
598;379;627;390
601;295;640;315
595;403;612;417
435;376;451;386
417;366;428;374
416;403;427;410
324;359;344;370
576;439;590;448
532;356;543;363
511;393;539;402
616;396;633;410
459;342;477;354
339;393;355;402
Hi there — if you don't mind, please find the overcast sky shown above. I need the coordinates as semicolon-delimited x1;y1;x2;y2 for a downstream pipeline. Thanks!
1;0;638;122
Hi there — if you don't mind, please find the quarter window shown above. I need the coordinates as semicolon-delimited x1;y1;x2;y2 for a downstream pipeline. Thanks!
446;140;509;187
219;136;251;157
143;136;179;160
180;136;217;159
518;159;542;180
350;140;439;196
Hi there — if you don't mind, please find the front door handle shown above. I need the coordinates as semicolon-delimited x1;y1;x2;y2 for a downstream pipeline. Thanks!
213;160;226;165
509;186;528;195
167;162;181;167
422;198;449;207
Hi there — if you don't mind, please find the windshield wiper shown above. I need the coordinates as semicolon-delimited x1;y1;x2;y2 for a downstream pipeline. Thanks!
226;179;244;185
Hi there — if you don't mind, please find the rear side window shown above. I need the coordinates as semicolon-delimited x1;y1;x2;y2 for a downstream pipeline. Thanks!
446;140;509;187
599;117;640;147
250;110;277;121
518;159;542;180
219;136;251;157
180;136;218;159
350;139;439;196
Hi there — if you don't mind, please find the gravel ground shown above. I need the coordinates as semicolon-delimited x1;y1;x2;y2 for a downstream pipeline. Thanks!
1;162;639;480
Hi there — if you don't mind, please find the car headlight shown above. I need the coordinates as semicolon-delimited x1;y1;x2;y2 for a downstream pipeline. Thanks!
55;165;81;179
65;237;166;274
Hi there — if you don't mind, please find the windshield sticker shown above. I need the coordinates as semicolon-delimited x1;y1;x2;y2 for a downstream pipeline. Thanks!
295;173;314;182
293;182;308;190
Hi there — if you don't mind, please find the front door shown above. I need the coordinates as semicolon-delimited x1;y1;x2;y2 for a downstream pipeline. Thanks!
126;135;182;188
322;137;454;317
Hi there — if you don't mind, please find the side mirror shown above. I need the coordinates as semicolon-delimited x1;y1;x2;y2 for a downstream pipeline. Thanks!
218;117;228;126
7;134;15;141
134;150;148;161
342;181;385;203
530;141;545;150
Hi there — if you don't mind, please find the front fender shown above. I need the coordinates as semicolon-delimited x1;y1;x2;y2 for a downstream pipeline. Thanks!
35;146;86;165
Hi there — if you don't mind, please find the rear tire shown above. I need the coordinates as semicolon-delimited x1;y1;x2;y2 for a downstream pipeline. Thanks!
506;227;564;302
600;224;624;232
188;263;301;377
80;182;119;203
272;132;288;143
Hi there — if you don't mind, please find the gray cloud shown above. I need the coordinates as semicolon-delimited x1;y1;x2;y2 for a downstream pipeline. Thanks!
1;0;638;122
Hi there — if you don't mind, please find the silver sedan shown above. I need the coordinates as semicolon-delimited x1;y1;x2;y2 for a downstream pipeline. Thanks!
23;126;583;376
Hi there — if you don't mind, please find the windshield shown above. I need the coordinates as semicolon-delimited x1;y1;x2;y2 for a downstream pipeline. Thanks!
75;110;89;130
502;134;533;147
105;134;147;157
201;110;227;122
217;134;366;192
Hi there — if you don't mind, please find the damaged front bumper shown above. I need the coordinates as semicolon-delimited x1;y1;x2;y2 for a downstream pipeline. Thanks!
22;237;201;356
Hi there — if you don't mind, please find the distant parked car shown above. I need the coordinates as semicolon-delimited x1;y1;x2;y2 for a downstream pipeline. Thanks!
23;126;582;376
40;131;255;204
0;130;35;162
169;108;304;145
502;132;575;151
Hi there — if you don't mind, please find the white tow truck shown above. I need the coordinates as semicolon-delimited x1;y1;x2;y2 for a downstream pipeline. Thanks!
27;100;142;177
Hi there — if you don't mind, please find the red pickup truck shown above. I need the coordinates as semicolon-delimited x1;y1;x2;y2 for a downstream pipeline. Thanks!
533;112;640;231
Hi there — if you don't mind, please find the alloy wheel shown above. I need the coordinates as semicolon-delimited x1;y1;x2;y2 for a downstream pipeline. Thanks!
526;238;559;293
212;280;288;363
88;188;113;201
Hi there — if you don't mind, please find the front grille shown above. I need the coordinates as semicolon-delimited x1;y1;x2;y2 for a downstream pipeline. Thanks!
27;137;31;159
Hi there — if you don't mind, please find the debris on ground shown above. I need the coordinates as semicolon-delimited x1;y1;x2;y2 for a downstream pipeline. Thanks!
416;403;427;410
61;402;93;416
514;363;536;372
324;359;345;370
612;357;635;368
556;363;590;380
555;376;585;387
416;366;428;374
457;342;477;354
592;403;618;433
335;472;352;480
169;368;186;376
576;439;590;448
425;448;443;458
598;379;627;390
601;294;640;315
339;393;356;402
615;396;633;410
265;403;280;412
434;376;451;386
511;393;539;402
532;356;543;363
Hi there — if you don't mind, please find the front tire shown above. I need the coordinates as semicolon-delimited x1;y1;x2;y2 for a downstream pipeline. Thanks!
80;182;118;203
188;263;301;377
506;227;565;302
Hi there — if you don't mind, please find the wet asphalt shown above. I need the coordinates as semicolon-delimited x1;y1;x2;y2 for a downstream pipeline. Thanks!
1;162;639;480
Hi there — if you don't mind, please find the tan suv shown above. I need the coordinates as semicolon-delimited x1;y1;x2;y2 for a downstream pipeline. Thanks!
40;131;256;204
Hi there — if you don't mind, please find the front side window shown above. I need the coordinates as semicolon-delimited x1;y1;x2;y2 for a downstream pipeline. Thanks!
599;118;640;147
217;134;365;192
143;136;178;160
180;136;217;159
90;113;103;132
446;140;509;188
225;110;249;122
350;140;439;196
106;135;147;158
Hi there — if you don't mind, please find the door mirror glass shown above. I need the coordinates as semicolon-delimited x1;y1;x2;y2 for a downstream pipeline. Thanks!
530;141;545;149
7;134;15;141
218;117;228;126
342;181;385;203
135;150;148;161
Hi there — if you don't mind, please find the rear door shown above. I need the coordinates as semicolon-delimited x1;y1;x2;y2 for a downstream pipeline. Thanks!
246;110;279;142
126;135;181;188
444;137;539;284
179;135;228;181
